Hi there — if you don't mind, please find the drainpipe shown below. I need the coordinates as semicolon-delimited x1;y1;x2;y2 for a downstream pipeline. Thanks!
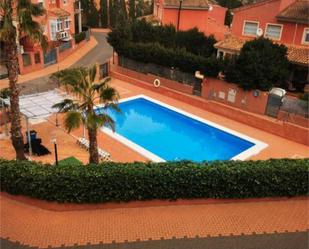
177;0;183;31
78;0;82;33
292;23;298;45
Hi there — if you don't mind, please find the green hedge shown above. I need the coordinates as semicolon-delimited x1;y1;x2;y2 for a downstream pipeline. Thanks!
0;159;308;203
74;31;86;44
118;42;222;77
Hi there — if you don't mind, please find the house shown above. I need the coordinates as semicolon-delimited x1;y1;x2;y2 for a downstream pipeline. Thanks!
7;0;83;75
153;0;229;40
215;0;309;91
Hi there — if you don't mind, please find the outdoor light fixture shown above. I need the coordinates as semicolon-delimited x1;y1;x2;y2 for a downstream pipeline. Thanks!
51;138;59;165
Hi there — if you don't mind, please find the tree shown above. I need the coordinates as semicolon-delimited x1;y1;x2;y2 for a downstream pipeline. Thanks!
51;66;120;164
100;0;108;27
81;0;100;27
129;0;136;21
216;0;243;26
224;38;290;91
109;0;114;27
136;0;144;17
0;0;47;160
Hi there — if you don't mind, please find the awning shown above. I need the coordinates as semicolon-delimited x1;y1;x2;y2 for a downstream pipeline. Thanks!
2;90;67;119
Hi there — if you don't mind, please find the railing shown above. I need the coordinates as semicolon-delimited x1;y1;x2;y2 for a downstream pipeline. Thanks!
59;41;72;53
119;56;198;86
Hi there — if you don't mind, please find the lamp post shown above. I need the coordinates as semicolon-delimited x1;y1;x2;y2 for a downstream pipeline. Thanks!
51;138;59;165
177;0;183;31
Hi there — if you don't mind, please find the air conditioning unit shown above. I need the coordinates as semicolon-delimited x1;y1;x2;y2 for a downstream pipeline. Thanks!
60;31;68;39
59;31;71;41
256;28;263;37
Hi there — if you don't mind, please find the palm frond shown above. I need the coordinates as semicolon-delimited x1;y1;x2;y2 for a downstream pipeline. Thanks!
91;77;111;91
104;102;121;113
89;65;97;83
64;111;82;133
0;0;15;42
99;85;119;103
17;0;47;49
52;99;78;113
97;114;116;132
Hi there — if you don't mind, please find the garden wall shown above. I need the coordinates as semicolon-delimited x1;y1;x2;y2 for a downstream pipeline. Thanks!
202;78;269;115
115;65;194;95
110;64;309;146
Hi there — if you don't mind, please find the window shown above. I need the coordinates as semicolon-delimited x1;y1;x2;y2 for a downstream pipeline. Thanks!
243;21;258;36
57;19;63;31
63;0;68;4
22;54;31;67
34;53;41;64
302;28;309;44
64;18;70;29
50;21;57;40
265;24;282;40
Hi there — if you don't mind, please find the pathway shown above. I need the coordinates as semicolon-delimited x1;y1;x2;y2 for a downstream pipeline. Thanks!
1;195;308;249
0;31;113;95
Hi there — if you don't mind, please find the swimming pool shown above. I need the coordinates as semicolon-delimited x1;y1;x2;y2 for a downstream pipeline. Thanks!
98;95;267;162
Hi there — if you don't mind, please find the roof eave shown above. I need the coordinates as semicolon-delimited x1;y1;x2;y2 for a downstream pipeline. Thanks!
164;5;210;10
276;16;309;25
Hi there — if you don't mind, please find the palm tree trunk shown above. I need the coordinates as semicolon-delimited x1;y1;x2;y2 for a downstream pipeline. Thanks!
88;127;99;164
5;35;26;160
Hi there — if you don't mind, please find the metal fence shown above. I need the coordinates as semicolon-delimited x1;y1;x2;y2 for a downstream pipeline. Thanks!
119;56;198;86
281;97;309;118
59;41;72;53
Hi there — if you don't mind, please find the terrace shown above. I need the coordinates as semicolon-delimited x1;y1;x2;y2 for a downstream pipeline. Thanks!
1;77;308;164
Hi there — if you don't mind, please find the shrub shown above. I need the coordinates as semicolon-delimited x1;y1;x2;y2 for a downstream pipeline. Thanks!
0;159;308;203
74;32;86;44
58;157;83;166
224;38;289;91
118;42;222;77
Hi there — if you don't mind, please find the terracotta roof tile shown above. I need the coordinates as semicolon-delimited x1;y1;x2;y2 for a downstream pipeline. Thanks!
215;36;309;65
164;0;215;9
48;8;70;18
277;0;309;24
286;44;309;65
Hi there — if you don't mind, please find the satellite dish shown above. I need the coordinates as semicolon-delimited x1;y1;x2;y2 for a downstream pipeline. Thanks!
209;5;213;11
256;28;263;37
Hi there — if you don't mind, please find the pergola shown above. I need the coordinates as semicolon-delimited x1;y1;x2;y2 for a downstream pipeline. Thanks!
1;90;68;156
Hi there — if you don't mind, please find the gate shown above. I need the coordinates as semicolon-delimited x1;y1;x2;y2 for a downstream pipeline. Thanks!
265;94;283;117
99;62;109;79
44;49;57;66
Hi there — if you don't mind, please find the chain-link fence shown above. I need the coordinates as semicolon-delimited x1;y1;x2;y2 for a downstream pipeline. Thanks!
119;56;198;86
281;97;309;118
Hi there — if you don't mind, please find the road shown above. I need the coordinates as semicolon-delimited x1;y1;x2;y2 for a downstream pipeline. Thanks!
17;31;113;95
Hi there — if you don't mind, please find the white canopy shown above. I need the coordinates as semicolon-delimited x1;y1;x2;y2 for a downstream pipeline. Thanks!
3;90;67;119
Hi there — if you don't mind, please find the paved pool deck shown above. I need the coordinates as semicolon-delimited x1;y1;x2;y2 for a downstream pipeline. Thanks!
1;77;308;163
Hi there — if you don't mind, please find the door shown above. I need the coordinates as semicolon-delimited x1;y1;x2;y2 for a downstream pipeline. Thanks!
265;94;282;118
44;49;57;66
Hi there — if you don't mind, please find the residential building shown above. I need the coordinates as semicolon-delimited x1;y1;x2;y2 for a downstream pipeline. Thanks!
2;0;83;76
153;0;229;40
215;0;309;91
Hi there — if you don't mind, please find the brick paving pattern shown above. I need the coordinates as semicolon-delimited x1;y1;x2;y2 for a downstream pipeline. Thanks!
1;195;308;248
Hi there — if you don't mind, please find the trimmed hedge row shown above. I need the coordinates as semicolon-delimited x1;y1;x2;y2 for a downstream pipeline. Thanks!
0;159;308;203
117;42;222;77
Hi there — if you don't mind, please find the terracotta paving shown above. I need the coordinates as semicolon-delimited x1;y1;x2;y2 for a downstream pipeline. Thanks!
1;194;308;248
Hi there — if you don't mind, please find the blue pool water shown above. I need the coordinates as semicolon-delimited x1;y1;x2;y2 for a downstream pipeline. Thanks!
97;97;255;162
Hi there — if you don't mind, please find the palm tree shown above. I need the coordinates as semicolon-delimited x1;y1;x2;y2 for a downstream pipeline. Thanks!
52;65;120;164
0;0;47;160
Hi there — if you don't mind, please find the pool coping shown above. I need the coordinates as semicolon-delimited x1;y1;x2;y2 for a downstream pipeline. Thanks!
98;94;268;162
